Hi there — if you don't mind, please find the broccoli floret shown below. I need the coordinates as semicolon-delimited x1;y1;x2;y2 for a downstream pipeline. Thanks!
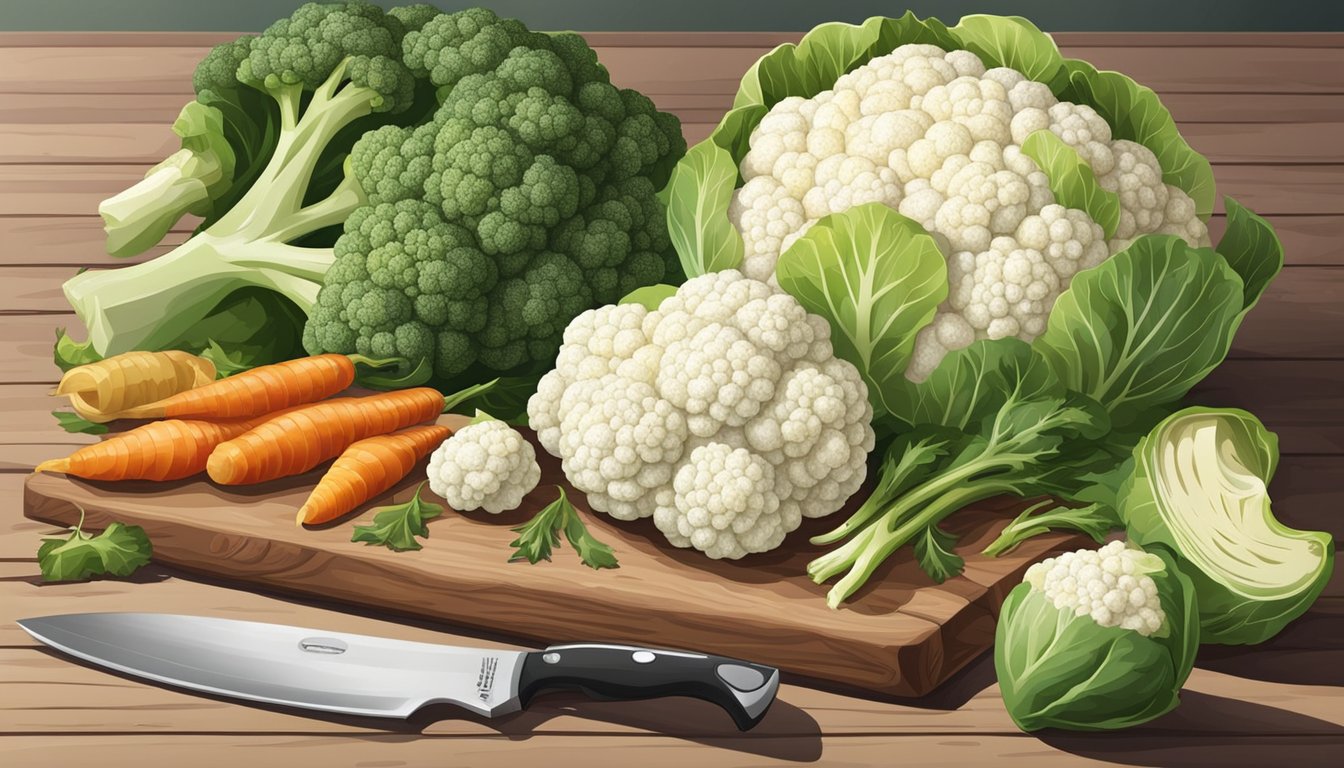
302;7;685;390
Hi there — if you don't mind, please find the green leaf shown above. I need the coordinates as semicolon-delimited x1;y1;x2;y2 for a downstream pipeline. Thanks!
350;482;444;552
509;488;619;570
734;16;889;109
1216;197;1284;315
884;338;1060;432
664;139;745;277
913;525;964;583
38;513;152;583
53;328;101;373
948;15;1067;91
1034;236;1245;427
1059;60;1216;218
51;411;109;436
619;283;678;311
983;500;1120;557
198;339;252;378
355;355;432;389
1020;129;1121;239
508;489;570;564
776;203;947;416
563;511;620;570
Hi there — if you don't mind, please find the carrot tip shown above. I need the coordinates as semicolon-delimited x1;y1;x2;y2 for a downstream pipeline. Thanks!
296;507;309;526
34;459;69;475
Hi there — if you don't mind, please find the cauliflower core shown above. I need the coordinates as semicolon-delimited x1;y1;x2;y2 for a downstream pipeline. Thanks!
730;44;1212;381
527;270;876;559
1024;540;1166;636
427;420;541;514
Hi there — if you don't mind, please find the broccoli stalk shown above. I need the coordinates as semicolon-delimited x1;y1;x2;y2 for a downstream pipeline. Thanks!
99;102;237;258
65;55;401;355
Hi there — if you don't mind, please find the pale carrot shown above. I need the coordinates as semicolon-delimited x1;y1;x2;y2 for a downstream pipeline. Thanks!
296;424;453;525
206;387;447;486
118;354;357;420
34;415;269;481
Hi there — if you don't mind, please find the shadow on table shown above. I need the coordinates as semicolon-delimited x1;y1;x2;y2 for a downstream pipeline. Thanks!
1037;690;1344;768
1193;601;1344;687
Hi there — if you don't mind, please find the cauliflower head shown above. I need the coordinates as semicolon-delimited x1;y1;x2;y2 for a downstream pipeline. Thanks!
729;44;1212;381
428;419;541;513
527;270;876;559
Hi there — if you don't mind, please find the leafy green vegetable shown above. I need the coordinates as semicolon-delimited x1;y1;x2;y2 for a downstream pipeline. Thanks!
198;339;250;377
1034;236;1246;428
983;499;1119;557
619;283;679;311
1020;129;1121;239
38;507;152;582
912;525;963;584
996;545;1198;731
1215;197;1285;316
664;140;746;277
51;411;109;436
350;482;444;552
1118;407;1334;645
53;328;100;372
809;341;1110;605
509;487;619;570
776;204;947;416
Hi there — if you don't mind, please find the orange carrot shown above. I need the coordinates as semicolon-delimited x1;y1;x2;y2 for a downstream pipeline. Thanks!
206;387;447;486
34;416;270;481
296;424;453;525
119;354;357;420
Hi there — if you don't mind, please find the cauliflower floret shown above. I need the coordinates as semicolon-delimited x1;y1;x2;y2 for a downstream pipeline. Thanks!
427;420;541;514
1047;102;1116;177
1156;184;1212;247
730;176;807;282
528;270;875;558
1099;139;1169;245
1024;541;1167;636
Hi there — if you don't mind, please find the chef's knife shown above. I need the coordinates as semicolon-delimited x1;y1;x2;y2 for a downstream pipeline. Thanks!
16;613;779;730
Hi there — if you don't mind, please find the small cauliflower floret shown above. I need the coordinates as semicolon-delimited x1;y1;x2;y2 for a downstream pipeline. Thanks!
1024;541;1167;636
528;270;875;558
730;176;808;282
1156;184;1212;247
655;443;786;559
1100;139;1169;244
427;420;541;514
1046;102;1115;177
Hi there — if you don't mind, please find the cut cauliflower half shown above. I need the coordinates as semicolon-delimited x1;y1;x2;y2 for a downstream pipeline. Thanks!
730;43;1212;380
1024;540;1167;636
427;419;541;514
528;270;876;559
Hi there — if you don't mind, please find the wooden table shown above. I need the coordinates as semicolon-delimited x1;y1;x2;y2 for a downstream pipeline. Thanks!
2;30;1341;767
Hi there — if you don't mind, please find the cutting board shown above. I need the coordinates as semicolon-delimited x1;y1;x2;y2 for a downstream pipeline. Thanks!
23;414;1083;698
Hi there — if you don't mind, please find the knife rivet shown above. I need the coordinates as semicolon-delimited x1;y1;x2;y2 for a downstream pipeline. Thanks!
542;652;561;664
632;651;656;663
298;637;348;655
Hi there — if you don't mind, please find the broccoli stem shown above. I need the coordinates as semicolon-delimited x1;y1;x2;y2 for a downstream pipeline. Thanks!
65;60;378;357
99;154;216;258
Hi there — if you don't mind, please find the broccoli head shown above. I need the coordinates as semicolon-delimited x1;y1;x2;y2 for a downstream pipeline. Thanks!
305;7;685;389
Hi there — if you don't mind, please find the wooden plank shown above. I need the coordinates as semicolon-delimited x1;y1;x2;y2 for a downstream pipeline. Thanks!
5;119;1338;166
2;163;1334;217
3;45;1343;96
1192;361;1344;455
1;732;1341;768
19;432;1086;700
2;213;1336;269
2;31;1342;49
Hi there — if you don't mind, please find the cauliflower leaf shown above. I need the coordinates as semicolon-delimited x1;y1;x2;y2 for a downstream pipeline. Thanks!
1020;129;1121;239
777;203;947;417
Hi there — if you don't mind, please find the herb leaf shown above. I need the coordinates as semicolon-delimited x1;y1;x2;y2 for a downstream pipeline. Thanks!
51;411;109;435
351;482;444;552
983;500;1120;557
912;525;964;584
198;339;252;378
38;508;152;582
510;488;619;570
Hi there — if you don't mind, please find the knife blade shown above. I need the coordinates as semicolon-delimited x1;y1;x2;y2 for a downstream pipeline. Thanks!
17;613;779;730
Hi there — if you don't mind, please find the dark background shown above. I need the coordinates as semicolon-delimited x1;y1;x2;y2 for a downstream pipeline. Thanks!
1;0;1340;31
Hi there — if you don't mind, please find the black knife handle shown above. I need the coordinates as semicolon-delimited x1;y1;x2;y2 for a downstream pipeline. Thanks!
517;643;779;730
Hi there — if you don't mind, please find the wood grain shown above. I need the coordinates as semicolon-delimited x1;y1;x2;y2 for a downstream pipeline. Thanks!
20;417;1087;699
